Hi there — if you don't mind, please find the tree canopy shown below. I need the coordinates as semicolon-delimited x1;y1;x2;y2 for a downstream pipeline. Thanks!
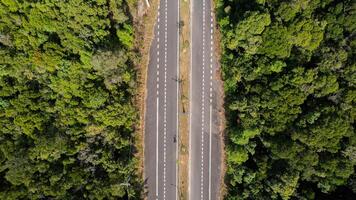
217;0;356;199
0;0;140;199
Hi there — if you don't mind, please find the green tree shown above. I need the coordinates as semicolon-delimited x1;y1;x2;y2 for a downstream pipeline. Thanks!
217;0;356;199
0;0;141;199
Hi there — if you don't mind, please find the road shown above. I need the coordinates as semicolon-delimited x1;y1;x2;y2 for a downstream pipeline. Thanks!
144;0;179;199
189;0;221;199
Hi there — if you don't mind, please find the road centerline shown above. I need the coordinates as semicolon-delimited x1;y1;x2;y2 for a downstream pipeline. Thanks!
163;0;168;198
156;7;160;198
189;0;221;199
145;0;179;198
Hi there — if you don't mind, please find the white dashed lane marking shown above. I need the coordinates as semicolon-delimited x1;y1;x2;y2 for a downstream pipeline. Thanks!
156;4;161;200
208;10;214;200
163;0;168;199
200;0;206;199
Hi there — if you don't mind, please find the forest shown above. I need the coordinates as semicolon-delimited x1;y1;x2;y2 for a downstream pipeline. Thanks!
0;0;141;199
216;0;355;199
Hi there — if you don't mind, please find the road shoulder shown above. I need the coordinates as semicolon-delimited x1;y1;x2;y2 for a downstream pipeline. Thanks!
212;0;227;199
132;0;160;199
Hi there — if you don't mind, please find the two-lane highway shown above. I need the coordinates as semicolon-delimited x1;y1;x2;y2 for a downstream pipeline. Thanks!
189;0;221;199
144;0;179;199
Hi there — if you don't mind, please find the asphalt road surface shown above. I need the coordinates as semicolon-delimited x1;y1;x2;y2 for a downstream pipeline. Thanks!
189;0;221;199
144;0;179;199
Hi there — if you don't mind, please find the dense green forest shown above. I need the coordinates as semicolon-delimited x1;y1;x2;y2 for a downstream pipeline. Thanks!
0;0;140;199
217;0;355;199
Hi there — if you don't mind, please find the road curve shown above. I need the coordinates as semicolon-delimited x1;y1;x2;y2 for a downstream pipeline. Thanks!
189;0;221;199
144;0;179;199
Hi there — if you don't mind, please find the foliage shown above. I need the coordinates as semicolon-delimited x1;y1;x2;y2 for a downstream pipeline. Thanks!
217;0;356;199
0;0;141;199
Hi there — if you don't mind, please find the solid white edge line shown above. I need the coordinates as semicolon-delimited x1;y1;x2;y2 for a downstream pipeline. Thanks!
209;104;212;200
209;7;212;200
188;0;193;198
156;97;159;200
176;0;180;199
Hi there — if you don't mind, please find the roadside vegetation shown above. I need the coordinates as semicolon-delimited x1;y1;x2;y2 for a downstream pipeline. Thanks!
216;0;355;199
0;0;141;199
178;0;191;199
